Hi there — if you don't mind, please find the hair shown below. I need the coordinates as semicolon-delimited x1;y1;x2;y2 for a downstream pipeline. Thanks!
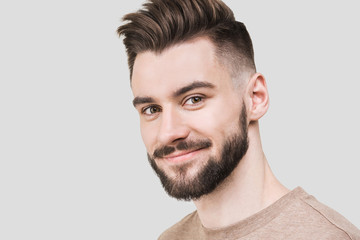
117;0;256;82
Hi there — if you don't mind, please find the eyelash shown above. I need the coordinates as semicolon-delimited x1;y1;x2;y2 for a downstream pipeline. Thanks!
183;95;204;106
142;105;162;115
141;95;205;116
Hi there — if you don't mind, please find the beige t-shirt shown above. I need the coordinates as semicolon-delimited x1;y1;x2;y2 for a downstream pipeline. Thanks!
158;187;360;240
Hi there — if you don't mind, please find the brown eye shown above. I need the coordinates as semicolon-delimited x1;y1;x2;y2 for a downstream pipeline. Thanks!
185;96;203;105
191;97;202;104
143;105;161;115
150;106;160;113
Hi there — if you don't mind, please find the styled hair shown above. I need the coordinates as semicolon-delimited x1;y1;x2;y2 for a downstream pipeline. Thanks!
117;0;256;81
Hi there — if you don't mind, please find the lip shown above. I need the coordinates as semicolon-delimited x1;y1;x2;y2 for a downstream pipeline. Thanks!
164;148;205;164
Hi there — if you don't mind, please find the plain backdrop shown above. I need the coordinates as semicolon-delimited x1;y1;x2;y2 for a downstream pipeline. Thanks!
0;0;359;239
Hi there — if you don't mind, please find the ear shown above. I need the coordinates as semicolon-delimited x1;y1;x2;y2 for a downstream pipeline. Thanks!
245;73;269;121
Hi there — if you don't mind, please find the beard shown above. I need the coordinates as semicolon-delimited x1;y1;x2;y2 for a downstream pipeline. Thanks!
147;103;249;201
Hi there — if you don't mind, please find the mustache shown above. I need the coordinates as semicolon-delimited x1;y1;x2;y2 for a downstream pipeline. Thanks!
152;139;212;158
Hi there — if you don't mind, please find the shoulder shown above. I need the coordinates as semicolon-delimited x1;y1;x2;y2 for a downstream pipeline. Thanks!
158;211;200;240
290;187;360;240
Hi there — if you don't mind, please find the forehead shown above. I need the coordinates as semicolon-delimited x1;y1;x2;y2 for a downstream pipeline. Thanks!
131;38;231;97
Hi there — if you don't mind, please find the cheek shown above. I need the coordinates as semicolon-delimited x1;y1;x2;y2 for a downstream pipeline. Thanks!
190;101;241;137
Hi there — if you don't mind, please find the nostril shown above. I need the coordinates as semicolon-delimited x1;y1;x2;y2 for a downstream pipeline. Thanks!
171;136;187;144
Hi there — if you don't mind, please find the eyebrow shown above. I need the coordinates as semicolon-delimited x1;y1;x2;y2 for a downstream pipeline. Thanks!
132;96;155;107
173;81;215;97
132;81;215;108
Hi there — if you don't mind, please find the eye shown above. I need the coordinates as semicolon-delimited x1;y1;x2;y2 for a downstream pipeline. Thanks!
142;105;162;115
184;96;203;105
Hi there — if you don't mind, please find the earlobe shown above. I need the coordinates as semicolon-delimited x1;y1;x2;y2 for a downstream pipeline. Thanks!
246;73;269;121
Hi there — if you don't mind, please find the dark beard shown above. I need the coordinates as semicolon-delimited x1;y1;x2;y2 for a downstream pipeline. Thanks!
147;104;249;201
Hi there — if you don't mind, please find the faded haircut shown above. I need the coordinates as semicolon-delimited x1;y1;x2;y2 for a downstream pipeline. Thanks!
117;0;256;82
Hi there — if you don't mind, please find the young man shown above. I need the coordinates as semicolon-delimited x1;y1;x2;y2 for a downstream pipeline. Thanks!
117;0;360;239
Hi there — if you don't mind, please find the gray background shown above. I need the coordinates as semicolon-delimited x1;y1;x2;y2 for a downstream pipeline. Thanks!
0;0;359;239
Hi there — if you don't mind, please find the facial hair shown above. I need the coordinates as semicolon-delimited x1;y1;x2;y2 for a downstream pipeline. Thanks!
147;103;249;201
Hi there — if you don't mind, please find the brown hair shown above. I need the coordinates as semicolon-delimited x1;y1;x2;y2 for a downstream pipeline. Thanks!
117;0;256;81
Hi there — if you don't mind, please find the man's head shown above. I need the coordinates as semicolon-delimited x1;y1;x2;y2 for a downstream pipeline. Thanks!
118;0;267;201
118;0;256;83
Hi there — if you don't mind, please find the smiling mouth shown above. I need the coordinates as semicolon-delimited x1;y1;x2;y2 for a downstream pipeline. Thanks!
163;147;207;164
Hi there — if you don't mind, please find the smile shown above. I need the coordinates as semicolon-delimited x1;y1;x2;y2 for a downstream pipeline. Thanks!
164;148;206;164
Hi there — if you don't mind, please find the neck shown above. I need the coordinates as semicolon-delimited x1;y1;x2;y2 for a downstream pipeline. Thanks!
193;122;289;229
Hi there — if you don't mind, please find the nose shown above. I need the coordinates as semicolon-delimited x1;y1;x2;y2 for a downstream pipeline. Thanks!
157;107;190;146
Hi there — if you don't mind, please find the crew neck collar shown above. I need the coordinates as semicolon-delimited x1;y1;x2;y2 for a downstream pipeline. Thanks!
197;187;307;239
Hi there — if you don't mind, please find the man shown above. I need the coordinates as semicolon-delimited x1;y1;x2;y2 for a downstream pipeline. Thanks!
117;0;360;239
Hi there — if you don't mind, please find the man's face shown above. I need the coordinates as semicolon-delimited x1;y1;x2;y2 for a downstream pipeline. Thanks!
131;38;249;200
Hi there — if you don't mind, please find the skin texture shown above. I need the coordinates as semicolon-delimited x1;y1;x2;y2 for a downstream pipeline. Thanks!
131;37;289;229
